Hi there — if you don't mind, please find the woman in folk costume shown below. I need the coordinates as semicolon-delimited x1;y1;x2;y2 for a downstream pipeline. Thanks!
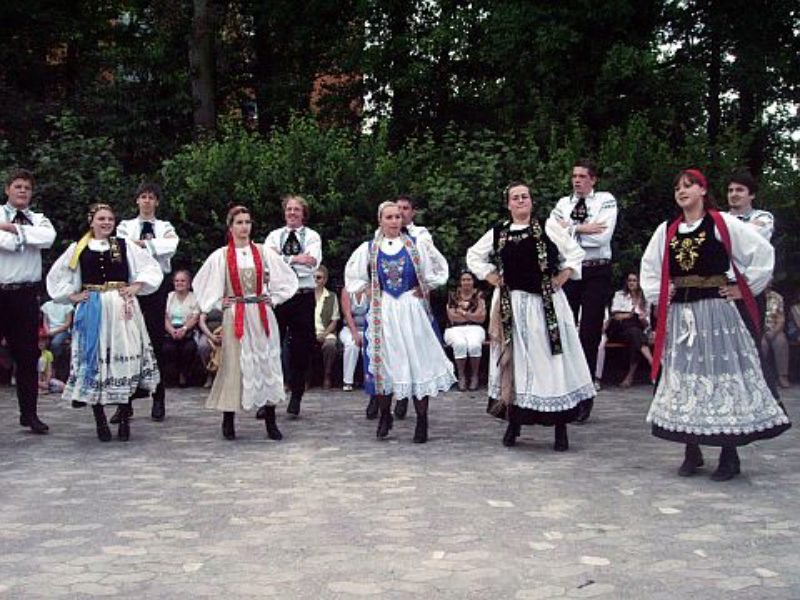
46;203;162;442
192;206;298;441
466;182;593;451
345;201;455;443
640;169;790;481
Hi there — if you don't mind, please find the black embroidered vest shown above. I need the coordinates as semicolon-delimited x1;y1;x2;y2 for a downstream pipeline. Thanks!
79;238;130;284
493;220;560;294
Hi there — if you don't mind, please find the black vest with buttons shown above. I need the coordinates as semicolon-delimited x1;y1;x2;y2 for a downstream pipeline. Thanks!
493;220;560;294
668;214;729;302
79;238;130;284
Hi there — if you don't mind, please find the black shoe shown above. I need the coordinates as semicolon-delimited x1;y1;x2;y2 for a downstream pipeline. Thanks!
130;387;150;400
92;405;112;442
376;412;394;439
286;395;301;418
151;397;165;422
710;447;740;481
553;424;568;452
413;415;428;443
263;406;283;441
26;415;50;434
365;396;379;420
502;421;520;447
678;444;704;477
255;406;267;420
575;398;593;423
71;400;87;408
394;398;408;420
222;412;236;440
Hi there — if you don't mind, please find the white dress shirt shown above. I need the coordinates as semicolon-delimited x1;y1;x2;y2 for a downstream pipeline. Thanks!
0;202;56;284
549;190;618;261
116;217;179;274
264;225;322;291
727;208;774;242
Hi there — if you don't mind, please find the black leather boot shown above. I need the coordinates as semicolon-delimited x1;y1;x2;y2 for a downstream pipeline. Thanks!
678;443;704;477
394;398;408;420
92;405;112;442
255;405;267;420
110;403;131;424
365;396;379;420
710;446;740;481
222;411;236;440
412;397;429;443
502;406;520;447
575;398;593;423
376;396;393;439
264;405;283;440
151;383;165;421
286;395;301;418
117;404;130;441
554;423;568;451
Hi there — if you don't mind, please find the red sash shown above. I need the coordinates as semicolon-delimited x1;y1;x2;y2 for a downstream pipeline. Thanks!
226;240;270;339
651;209;760;380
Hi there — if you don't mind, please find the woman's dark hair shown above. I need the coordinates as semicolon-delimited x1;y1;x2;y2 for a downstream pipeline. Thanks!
503;181;530;203
621;272;641;295
457;269;478;288
673;169;716;210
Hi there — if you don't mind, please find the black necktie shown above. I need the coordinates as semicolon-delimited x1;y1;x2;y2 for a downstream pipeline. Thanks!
570;197;588;223
282;230;301;256
12;210;31;225
140;221;155;240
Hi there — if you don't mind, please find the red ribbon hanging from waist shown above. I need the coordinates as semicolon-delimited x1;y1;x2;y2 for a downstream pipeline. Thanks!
226;240;270;339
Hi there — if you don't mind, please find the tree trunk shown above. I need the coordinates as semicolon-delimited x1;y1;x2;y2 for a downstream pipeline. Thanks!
189;0;217;134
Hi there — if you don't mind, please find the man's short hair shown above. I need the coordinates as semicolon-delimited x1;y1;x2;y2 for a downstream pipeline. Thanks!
573;158;598;179
5;168;34;188
727;169;759;196
281;194;310;223
394;194;415;208
135;181;162;201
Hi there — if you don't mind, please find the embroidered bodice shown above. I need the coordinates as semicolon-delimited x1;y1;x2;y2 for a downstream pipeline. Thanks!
79;238;130;284
376;246;419;298
494;222;559;294
668;214;728;276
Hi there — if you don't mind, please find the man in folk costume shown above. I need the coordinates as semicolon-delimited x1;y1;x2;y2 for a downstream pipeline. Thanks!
263;195;322;418
550;159;617;413
641;169;789;481
0;168;55;434
115;182;179;422
467;182;594;451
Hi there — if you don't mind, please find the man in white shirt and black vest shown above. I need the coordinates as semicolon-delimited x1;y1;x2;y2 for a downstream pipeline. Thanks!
264;195;321;418
551;159;618;420
115;182;179;422
0;168;56;433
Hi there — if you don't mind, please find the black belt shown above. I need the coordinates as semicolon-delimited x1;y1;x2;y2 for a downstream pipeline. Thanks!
0;281;39;291
582;259;611;267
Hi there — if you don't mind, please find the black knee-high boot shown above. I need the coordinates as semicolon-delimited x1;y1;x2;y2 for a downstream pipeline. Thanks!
264;405;283;440
413;397;429;443
502;405;521;447
365;396;379;420
678;443;704;477
117;404;130;441
554;423;568;451
92;405;112;442
711;446;740;481
376;395;393;439
222;411;236;440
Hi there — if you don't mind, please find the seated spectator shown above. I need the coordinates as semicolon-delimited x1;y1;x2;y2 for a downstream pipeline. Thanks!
339;287;369;391
197;305;223;388
162;269;200;387
37;334;65;394
314;265;340;389
606;272;653;387
762;286;791;389
444;270;486;391
40;299;73;381
787;288;800;343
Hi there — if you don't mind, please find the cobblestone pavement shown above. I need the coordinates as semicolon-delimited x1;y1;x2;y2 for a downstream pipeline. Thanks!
1;383;798;599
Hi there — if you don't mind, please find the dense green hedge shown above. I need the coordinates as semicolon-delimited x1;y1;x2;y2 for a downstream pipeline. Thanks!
3;115;799;296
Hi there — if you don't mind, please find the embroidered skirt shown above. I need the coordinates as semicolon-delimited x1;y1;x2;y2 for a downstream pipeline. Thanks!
647;298;790;445
488;290;594;425
63;292;160;405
